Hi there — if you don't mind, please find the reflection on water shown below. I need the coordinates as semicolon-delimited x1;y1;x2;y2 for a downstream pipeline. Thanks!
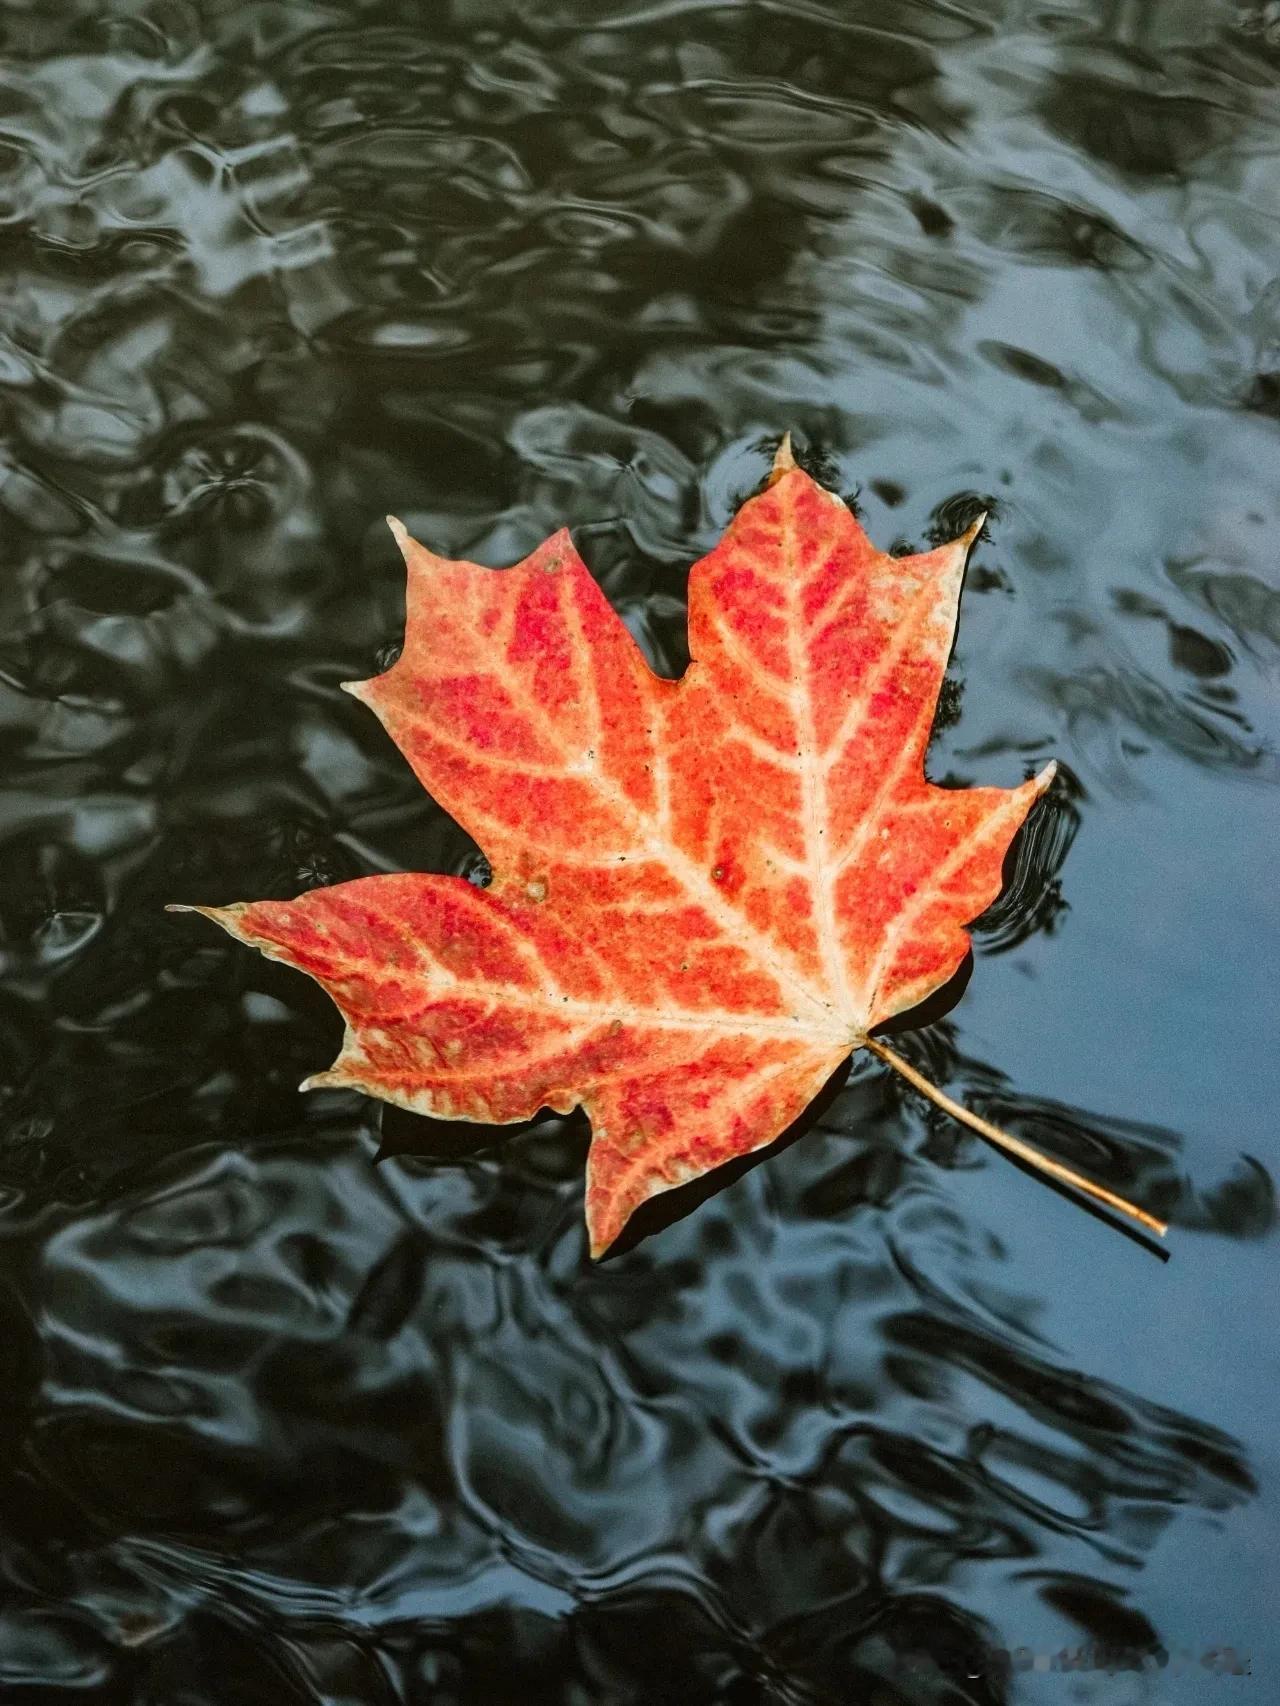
1;0;1277;1700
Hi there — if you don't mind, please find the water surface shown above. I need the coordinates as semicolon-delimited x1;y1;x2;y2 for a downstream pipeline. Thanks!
1;1;1278;1701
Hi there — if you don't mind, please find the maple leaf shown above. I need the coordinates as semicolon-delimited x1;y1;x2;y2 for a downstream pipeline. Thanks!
174;439;1165;1254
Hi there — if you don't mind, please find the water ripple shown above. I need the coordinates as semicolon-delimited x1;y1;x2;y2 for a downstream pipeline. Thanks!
1;0;1277;1698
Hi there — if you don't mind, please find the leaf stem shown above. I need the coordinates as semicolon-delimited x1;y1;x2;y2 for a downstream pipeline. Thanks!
864;1036;1168;1238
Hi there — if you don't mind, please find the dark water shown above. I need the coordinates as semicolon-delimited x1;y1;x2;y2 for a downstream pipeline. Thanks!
1;1;1278;1701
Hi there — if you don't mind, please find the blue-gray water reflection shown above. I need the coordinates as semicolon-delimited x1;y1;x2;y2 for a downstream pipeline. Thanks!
0;1;1277;1701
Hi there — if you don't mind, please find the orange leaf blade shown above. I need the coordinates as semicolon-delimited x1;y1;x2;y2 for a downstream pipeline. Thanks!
177;455;1054;1254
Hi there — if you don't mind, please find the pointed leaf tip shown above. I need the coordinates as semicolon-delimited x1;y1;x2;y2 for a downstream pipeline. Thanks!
301;1069;348;1094
386;515;410;550
957;511;988;551
768;431;797;486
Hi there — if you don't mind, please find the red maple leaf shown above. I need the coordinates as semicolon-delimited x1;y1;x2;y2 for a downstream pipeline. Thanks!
175;440;1164;1254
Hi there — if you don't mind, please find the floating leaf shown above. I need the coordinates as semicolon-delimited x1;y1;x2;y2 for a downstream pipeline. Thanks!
174;440;1164;1254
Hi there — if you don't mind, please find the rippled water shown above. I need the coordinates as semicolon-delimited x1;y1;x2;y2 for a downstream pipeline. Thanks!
2;1;1278;1701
